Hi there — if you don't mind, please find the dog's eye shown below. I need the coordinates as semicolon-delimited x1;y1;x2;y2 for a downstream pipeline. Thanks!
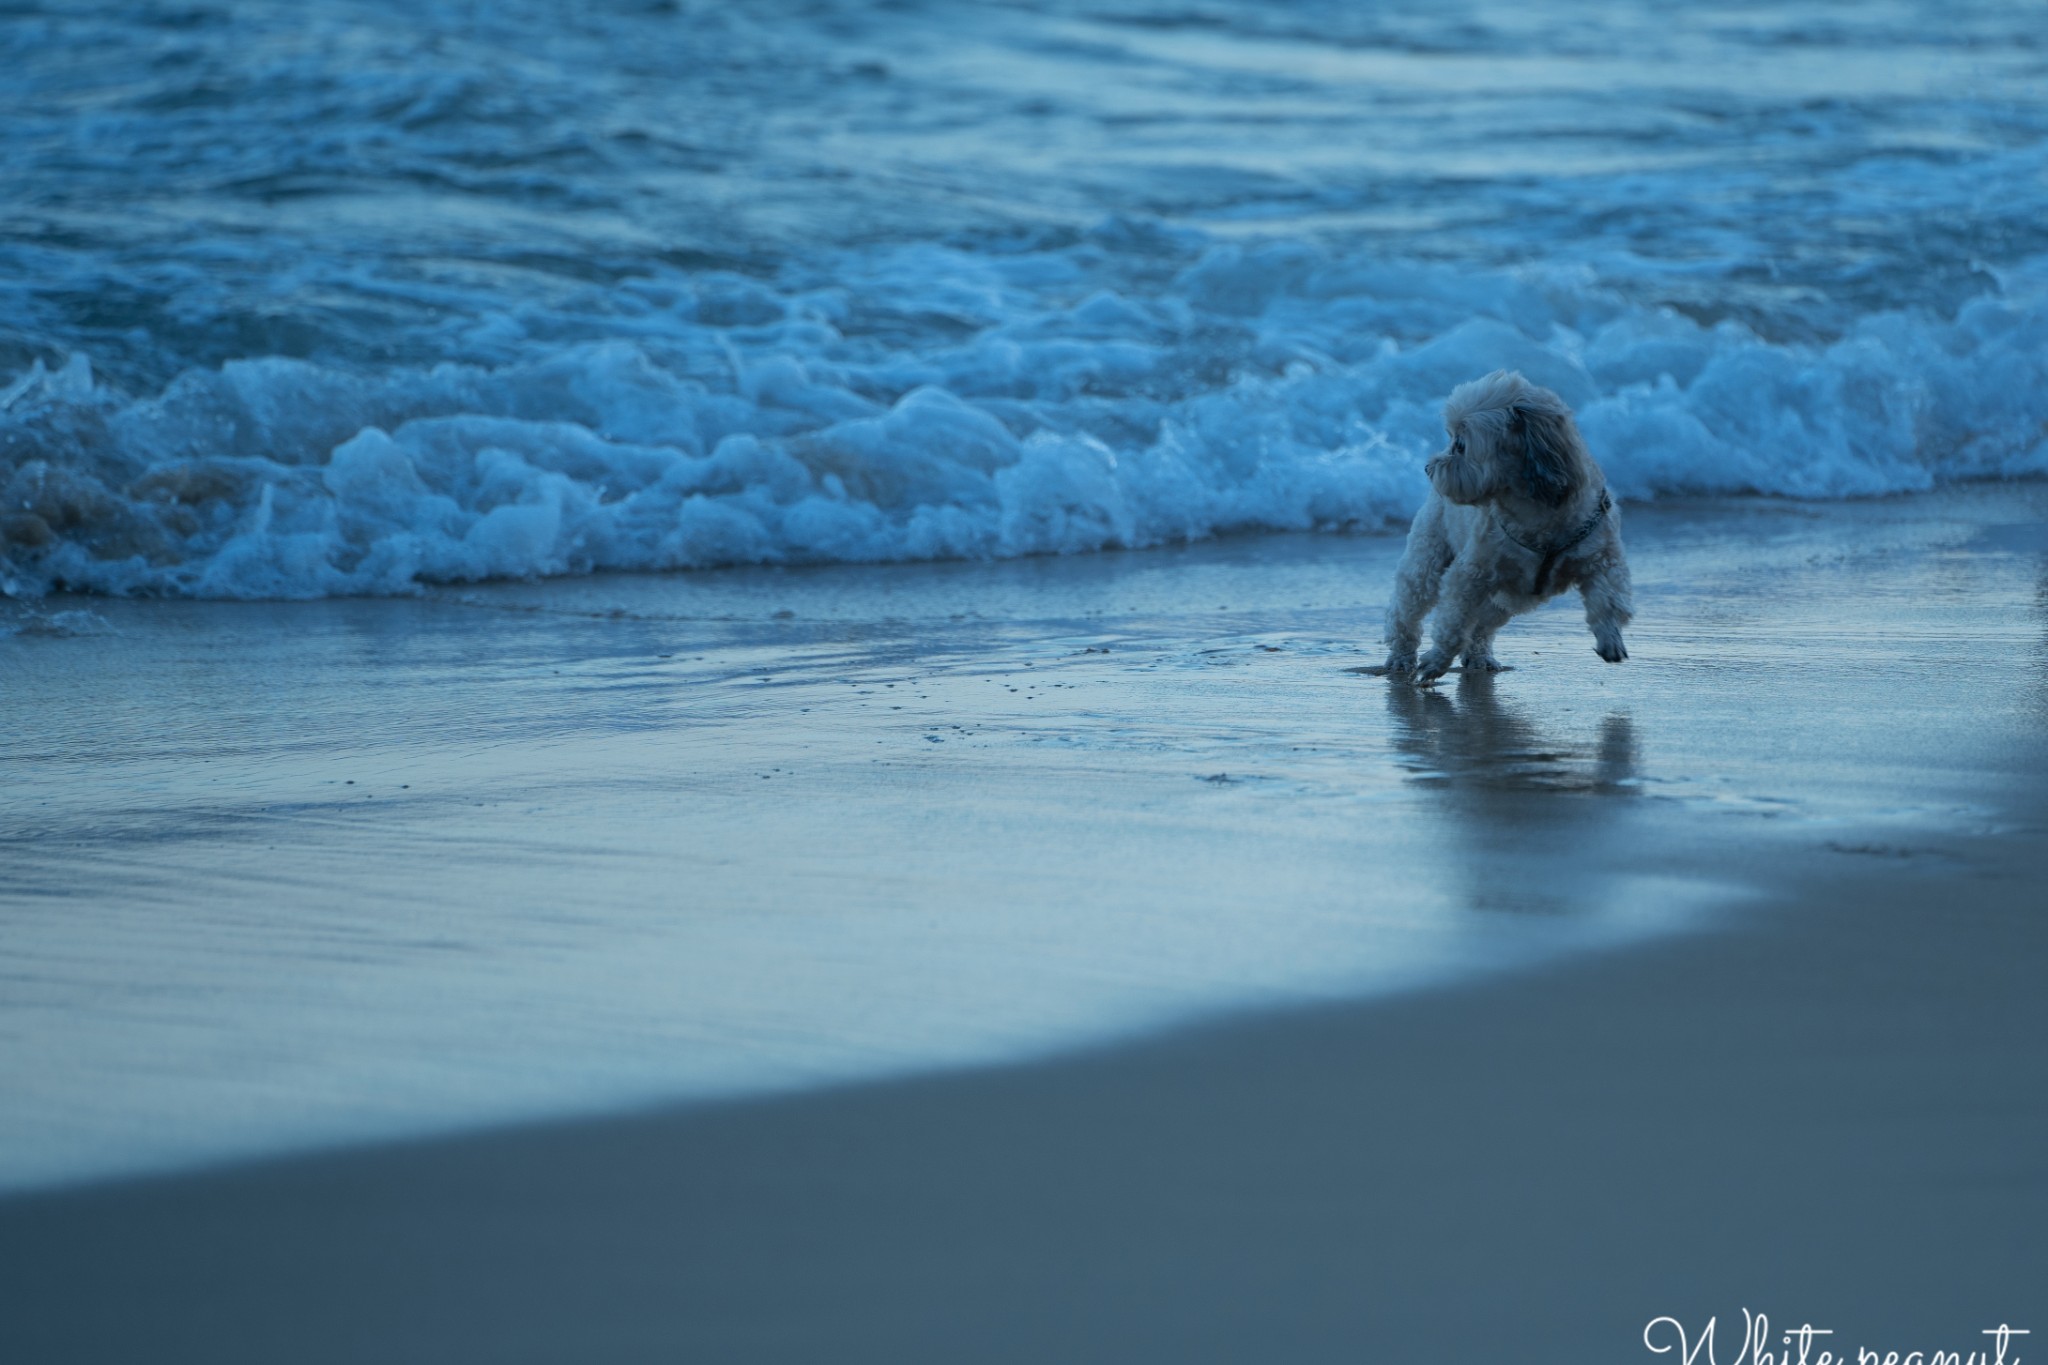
1452;440;1464;455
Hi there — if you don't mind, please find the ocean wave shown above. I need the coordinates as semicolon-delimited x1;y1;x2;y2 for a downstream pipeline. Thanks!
5;236;2046;600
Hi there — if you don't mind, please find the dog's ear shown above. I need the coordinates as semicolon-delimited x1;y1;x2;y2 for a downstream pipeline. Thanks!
1510;406;1576;507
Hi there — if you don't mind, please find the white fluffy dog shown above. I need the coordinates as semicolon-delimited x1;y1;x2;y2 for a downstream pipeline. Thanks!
1382;370;1632;682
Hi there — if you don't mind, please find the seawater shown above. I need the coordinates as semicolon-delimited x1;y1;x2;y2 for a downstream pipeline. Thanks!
4;0;2046;598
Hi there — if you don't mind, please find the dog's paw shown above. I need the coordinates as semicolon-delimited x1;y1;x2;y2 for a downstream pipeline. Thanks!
1379;651;1418;677
1461;653;1509;673
1593;628;1628;663
1411;650;1454;684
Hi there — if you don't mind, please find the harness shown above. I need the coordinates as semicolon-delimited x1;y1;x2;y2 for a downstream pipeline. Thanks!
1501;489;1611;597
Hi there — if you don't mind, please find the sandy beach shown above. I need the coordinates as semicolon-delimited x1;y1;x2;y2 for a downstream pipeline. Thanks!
4;486;2045;1361
6;824;2044;1364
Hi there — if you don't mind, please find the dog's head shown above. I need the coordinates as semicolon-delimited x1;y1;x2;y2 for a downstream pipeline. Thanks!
1425;370;1590;509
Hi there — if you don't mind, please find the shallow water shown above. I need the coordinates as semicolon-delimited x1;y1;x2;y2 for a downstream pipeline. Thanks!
4;1;2048;596
4;487;2045;1191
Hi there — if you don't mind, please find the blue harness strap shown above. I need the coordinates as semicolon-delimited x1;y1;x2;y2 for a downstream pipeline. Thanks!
1504;489;1612;596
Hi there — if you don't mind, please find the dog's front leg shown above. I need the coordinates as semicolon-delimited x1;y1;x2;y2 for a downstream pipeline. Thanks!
1413;561;1496;682
1383;502;1450;673
1580;559;1633;663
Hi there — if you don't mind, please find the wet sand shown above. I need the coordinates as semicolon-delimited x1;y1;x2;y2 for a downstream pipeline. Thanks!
2;487;2046;1359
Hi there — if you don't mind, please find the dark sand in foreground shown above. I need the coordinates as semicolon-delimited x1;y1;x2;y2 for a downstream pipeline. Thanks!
2;817;2043;1363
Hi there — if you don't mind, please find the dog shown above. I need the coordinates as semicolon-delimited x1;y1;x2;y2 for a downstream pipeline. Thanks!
1381;370;1632;683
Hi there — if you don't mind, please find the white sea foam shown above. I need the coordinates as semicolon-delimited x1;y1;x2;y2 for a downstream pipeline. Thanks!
4;241;2045;599
7;1;2048;599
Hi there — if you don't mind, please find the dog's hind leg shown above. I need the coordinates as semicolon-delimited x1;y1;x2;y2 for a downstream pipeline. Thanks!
1460;599;1513;672
1413;561;1498;682
1580;558;1633;663
1383;501;1451;673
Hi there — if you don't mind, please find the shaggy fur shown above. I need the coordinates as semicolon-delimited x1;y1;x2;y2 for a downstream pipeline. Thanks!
1383;370;1632;682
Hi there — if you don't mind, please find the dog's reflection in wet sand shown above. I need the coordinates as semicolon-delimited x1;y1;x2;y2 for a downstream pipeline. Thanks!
1386;671;1637;795
1385;671;1639;915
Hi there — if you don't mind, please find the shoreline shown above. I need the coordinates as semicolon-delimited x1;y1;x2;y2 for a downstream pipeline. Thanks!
4;488;2047;1194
